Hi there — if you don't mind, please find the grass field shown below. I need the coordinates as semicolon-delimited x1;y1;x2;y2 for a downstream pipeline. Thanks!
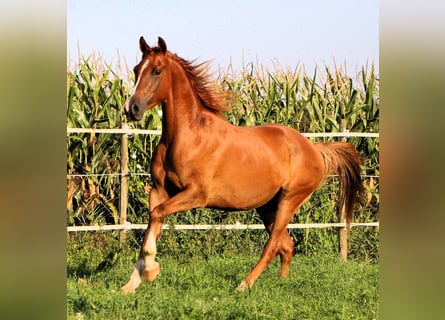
67;233;378;319
66;58;379;319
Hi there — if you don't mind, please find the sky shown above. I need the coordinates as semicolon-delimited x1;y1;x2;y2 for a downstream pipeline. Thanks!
67;0;378;76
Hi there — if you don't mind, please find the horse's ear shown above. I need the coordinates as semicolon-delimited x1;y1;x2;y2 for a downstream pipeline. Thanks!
158;36;167;54
139;36;150;53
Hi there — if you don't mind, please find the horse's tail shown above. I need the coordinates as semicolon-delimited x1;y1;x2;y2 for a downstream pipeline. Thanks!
314;142;365;228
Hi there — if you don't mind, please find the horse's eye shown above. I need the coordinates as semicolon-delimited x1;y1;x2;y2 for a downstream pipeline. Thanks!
154;69;161;75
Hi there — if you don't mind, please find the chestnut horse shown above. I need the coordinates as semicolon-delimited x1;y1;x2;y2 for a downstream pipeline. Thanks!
121;36;364;293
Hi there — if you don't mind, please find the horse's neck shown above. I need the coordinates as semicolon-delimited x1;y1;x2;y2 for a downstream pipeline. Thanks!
161;69;203;144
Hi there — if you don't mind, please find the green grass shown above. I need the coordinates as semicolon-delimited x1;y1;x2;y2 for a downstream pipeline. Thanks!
67;233;378;319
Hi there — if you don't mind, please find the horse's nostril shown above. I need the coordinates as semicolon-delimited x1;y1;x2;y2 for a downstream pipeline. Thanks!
132;104;140;113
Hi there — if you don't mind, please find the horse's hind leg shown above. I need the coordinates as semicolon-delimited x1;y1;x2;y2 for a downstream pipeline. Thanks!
237;190;314;291
257;198;295;279
277;231;294;278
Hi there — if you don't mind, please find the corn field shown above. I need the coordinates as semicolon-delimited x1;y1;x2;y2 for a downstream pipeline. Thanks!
67;54;379;261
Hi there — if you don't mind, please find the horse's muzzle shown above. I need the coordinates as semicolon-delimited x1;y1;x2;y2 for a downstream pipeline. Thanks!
124;99;144;121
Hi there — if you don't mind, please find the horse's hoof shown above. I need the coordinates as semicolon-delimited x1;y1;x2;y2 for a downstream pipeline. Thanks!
143;261;160;282
235;280;251;292
121;284;136;295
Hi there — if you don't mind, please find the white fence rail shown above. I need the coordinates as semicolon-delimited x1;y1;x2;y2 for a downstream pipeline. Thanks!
67;221;379;232
67;127;379;138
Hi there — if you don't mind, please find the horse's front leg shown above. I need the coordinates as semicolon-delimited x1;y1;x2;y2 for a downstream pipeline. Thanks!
140;216;163;283
121;187;167;294
120;220;163;294
121;185;207;294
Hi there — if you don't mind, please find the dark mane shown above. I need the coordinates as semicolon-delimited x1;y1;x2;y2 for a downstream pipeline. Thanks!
167;52;231;114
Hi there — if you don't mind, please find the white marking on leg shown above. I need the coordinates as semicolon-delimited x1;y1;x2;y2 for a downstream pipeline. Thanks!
121;266;142;294
121;259;147;293
143;232;157;259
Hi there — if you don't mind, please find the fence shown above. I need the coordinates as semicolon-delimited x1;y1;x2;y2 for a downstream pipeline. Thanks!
67;126;379;259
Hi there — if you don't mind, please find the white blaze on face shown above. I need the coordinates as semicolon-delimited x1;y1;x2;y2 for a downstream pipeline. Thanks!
125;59;150;113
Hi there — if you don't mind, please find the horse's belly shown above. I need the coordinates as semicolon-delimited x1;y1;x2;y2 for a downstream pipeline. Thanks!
205;135;289;209
206;170;283;210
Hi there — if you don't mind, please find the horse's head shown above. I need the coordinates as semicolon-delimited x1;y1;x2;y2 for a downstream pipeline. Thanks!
125;36;170;121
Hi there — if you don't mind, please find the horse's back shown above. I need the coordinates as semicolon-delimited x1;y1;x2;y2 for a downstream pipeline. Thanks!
238;123;322;164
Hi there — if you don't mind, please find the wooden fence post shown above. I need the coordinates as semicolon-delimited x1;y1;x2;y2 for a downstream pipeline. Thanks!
339;119;349;261
339;204;348;261
119;126;129;245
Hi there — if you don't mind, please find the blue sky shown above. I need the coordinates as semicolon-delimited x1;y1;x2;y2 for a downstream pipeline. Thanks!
67;0;378;75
